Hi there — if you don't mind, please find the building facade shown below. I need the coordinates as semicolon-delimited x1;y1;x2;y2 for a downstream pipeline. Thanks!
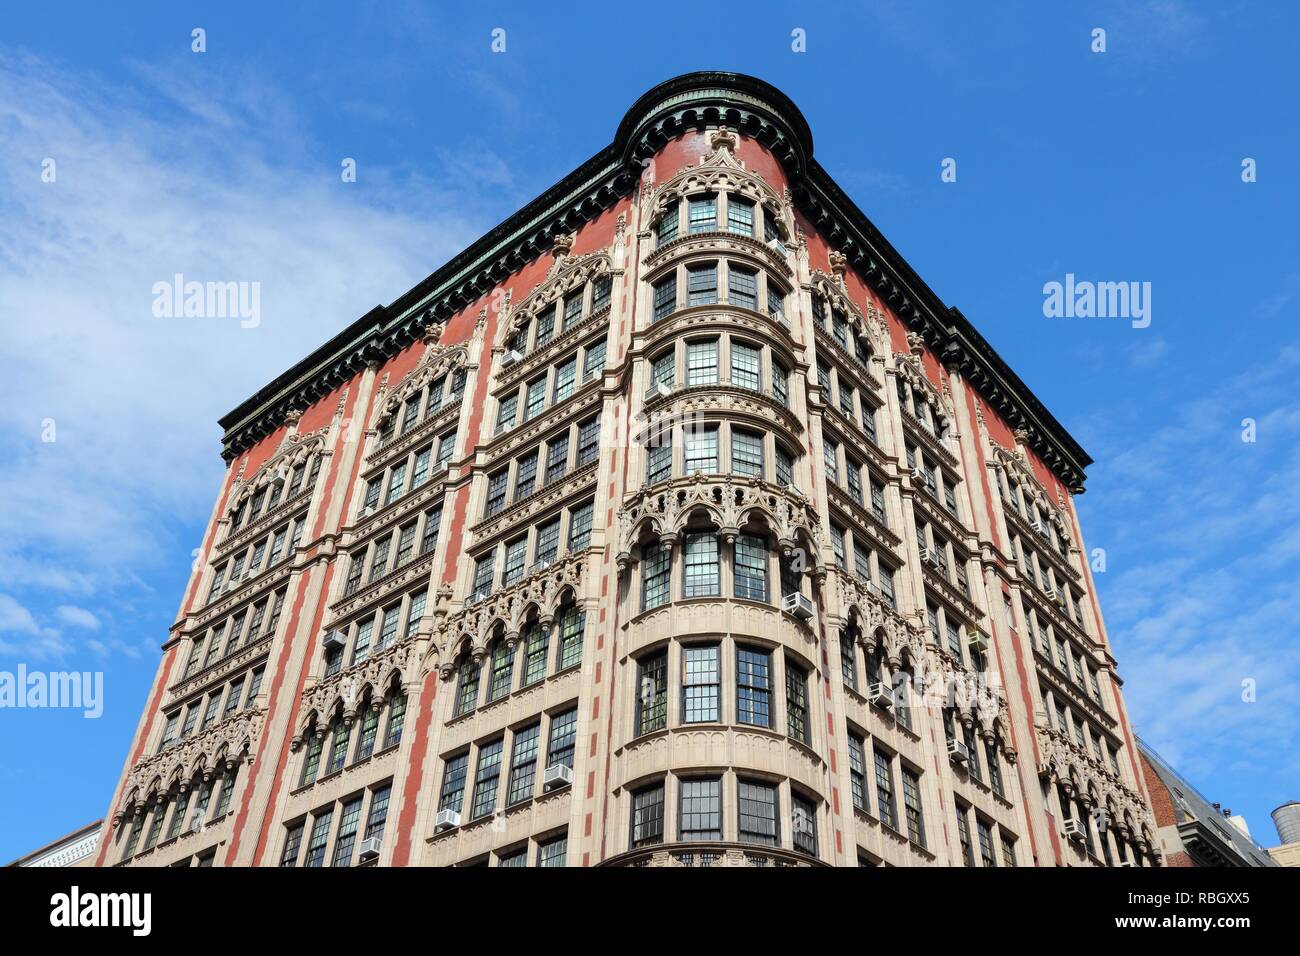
94;72;1160;868
1138;741;1276;867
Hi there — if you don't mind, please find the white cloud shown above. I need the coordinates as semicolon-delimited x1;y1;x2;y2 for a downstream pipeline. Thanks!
55;605;100;630
0;594;39;634
0;48;492;614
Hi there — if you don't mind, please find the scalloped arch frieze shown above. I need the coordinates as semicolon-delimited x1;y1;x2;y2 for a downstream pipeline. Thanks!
293;638;420;746
427;553;588;681
808;267;886;356
507;250;615;336
617;474;823;573
1036;725;1156;852
120;708;265;814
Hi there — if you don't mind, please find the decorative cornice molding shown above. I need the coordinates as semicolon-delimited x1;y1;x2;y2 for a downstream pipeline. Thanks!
216;72;1093;492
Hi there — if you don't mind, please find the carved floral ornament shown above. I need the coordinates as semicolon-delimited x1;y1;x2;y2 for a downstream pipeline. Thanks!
837;578;1017;762
374;332;469;432
116;709;264;822
646;127;790;238
1037;725;1157;855
505;249;615;339
988;433;1074;546
228;427;328;514
807;266;886;356
615;474;824;577
895;332;955;435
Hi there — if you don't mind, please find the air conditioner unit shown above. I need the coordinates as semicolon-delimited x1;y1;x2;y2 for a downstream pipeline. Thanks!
968;632;990;654
947;738;970;764
643;380;673;404
435;809;461;831
918;547;933;563
532;558;553;573
867;682;895;710
1063;819;1087;843
322;630;346;652
190;817;203;834
781;591;815;620
543;764;574;791
766;237;787;255
502;349;523;367
1117;861;1138;868
358;836;381;862
1043;586;1059;602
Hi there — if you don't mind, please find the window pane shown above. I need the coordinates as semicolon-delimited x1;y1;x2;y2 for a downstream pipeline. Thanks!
678;778;722;841
738;779;778;845
730;342;760;390
631;784;665;848
683;531;720;597
681;646;720;723
736;646;772;727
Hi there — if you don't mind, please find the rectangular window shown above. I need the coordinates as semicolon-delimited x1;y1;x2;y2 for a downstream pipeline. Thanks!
420;507;441;556
734;534;769;602
393;521;418;569
791;794;818;856
775;446;794;488
410;446;432;489
401;397;421;434
830;525;846;569
355;705;379;760
514;453;538;502
495;394;518;434
901;766;926;848
846;459;863;504
977;818;996;867
436;429;456;466
562;293;584;331
730;342;760;390
546;707;578;769
687;194;716;233
647;441;672;484
327;720;352;774
786;661;810;744
736;646;772;728
385;462;407;504
558;605;584;669
368;537;390;585
957;806;975;866
535;307;556;348
657;204;679;244
681;645;721;723
684;425;718;473
737;779;778;846
653;276;676;321
524;377;547;421
641;542;670;611
841;640;858;692
365;784;391;844
728;266;757;309
686;340;718;386
727;197;754;236
303;809;334;867
545;435;569;484
757;351;782;406
848;734;868;811
683;531;720;597
223;676;246;719
631;783;666;848
679;778;722;841
636;651;668;736
470;739;504;819
343;551;365;597
521;623;549;685
687;264;718;306
454;657;481;717
438;753;469;813
280;822;304;867
486;640;516;701
568;501;594;550
823;439;839;485
534;517;561;567
485;470;508;517
591;276;612;313
538;834;567;867
506;722;541;805
553;357;576;403
582;339;606;381
576;417;601;465
331;796;364;867
874;748;898;831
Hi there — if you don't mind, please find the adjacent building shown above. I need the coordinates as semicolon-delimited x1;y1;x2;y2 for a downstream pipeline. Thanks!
94;72;1160;867
8;820;101;868
1268;802;1300;867
1138;740;1276;867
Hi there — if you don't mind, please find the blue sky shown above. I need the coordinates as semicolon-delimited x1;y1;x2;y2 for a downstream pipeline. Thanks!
1;1;1296;861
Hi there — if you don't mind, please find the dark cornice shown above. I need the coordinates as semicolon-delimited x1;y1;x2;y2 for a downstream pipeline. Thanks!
217;71;1092;491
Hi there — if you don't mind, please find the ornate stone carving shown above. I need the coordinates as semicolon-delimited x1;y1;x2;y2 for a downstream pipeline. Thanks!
1036;725;1156;850
120;708;265;813
616;475;823;577
988;440;1074;548
294;638;422;745
427;554;586;681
